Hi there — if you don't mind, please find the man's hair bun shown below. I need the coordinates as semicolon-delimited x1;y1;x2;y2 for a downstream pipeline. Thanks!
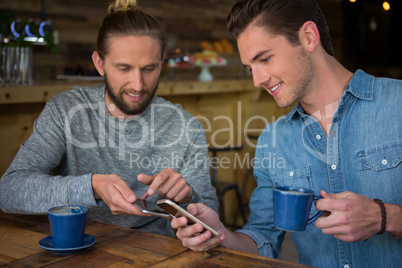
108;0;137;14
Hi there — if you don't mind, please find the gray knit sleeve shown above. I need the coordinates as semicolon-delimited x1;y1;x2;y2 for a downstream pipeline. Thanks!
0;100;97;214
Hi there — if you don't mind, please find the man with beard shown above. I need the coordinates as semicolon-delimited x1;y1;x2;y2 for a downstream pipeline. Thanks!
0;0;218;237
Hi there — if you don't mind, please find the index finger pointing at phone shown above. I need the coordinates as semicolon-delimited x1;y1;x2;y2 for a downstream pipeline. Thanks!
137;173;158;195
138;168;174;196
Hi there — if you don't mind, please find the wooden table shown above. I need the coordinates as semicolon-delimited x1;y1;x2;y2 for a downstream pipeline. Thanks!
0;211;310;267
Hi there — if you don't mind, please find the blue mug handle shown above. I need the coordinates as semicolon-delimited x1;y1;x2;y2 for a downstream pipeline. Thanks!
307;195;323;224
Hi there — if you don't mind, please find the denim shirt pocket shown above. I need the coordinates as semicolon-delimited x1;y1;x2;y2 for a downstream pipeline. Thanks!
357;142;402;197
271;165;318;217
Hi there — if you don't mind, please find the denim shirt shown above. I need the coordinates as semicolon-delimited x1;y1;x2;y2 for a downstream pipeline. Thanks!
237;70;402;268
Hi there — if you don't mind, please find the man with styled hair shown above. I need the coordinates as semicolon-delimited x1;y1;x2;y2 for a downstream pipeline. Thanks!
171;0;402;267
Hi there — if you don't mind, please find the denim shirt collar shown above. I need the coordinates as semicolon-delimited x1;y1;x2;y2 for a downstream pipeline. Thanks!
287;69;375;122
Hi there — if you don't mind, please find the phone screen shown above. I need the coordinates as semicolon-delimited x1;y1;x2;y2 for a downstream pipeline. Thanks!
134;199;171;218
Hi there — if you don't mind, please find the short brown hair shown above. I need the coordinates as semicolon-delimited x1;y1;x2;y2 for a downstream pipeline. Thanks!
226;0;334;56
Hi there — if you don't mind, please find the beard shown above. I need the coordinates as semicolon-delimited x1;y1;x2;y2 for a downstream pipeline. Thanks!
104;74;159;116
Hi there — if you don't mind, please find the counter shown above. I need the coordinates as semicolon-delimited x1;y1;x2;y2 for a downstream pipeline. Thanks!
0;79;256;104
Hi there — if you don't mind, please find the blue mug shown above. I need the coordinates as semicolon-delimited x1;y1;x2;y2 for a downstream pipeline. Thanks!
273;186;323;232
48;205;87;248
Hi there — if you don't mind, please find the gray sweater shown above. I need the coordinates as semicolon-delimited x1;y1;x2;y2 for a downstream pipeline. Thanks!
0;84;218;237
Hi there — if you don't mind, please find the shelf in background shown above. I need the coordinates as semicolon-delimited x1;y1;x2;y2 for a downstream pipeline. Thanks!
0;79;256;104
56;75;104;81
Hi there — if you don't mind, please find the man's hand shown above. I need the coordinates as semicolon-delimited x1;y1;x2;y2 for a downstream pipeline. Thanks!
315;190;382;242
171;203;225;251
137;167;193;205
91;174;148;216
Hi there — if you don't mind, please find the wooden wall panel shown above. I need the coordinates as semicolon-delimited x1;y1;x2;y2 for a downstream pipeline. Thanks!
0;104;44;175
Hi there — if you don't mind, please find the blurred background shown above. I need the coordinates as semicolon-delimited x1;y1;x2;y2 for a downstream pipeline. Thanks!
1;0;401;83
0;0;401;263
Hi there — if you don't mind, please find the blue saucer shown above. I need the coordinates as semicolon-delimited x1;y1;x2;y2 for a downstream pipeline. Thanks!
38;234;96;254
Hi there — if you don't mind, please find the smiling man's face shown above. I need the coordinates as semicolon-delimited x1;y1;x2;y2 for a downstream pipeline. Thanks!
238;24;313;108
93;35;163;118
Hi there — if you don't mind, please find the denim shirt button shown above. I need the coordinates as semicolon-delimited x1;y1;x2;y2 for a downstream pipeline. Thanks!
344;265;350;268
289;171;294;176
315;134;322;140
331;164;337;170
382;159;388;165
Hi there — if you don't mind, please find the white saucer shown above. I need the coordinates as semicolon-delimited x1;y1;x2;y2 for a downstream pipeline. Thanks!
38;234;96;254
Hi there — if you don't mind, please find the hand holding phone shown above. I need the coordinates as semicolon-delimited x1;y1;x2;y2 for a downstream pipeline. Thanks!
156;199;219;237
134;198;219;237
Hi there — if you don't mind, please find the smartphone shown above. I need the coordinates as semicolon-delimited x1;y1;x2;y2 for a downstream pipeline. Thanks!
156;199;219;237
134;198;172;219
